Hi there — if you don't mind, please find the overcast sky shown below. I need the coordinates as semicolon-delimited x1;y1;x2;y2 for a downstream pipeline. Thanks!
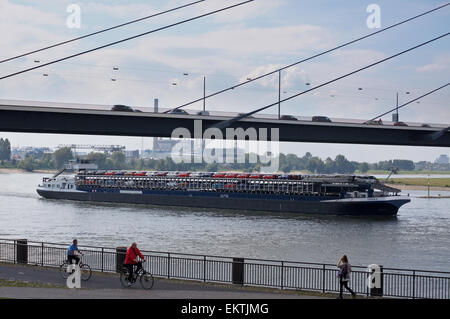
0;0;449;162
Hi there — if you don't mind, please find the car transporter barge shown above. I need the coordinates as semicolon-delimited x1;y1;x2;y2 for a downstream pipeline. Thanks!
37;170;410;216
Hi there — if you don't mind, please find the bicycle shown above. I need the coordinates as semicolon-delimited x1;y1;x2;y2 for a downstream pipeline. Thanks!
120;260;154;290
59;254;92;281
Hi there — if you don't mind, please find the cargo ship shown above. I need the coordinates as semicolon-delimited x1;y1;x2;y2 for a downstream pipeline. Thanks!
36;165;410;216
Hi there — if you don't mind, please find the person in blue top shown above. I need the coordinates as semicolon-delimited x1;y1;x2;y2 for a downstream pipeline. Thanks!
67;239;83;265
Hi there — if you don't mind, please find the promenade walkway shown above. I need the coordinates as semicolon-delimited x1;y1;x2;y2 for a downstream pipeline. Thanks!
0;262;331;299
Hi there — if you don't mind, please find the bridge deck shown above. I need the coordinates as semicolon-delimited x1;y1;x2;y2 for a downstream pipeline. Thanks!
0;101;448;147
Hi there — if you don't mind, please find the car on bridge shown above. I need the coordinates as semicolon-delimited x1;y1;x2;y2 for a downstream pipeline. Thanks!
111;104;135;112
394;121;408;127
280;115;298;121
170;109;189;115
312;116;332;122
365;119;383;125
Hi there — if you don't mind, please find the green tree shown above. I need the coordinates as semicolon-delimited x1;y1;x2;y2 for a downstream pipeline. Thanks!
111;152;126;170
334;155;356;174
285;154;300;171
154;159;166;171
53;147;73;169
393;159;415;171
297;152;312;170
0;138;12;161
17;155;35;172
38;153;54;169
135;159;146;170
324;157;336;173
104;158;114;170
377;160;393;171
359;162;370;173
87;152;107;169
306;157;325;173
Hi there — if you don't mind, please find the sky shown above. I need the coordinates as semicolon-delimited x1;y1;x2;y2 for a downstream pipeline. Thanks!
0;0;449;163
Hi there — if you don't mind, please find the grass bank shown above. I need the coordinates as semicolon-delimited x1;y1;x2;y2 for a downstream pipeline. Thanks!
0;279;63;289
358;170;450;175
383;178;450;188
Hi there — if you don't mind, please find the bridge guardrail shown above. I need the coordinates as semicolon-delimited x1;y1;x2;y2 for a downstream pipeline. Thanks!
0;238;448;299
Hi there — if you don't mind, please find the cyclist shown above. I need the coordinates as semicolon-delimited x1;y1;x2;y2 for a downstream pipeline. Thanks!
124;242;146;285
67;239;83;265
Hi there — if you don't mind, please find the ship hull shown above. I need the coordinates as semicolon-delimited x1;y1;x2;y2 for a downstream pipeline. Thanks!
36;188;409;216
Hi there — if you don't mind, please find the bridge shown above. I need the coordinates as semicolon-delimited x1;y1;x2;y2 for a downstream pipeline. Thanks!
0;100;449;147
0;3;448;149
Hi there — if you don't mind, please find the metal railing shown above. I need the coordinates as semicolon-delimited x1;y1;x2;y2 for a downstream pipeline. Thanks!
0;238;448;299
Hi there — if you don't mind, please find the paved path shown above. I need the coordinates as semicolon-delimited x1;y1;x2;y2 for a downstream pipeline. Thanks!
0;262;330;299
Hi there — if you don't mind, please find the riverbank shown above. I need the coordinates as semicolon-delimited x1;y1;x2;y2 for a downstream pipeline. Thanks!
386;184;450;192
361;170;450;175
384;178;450;190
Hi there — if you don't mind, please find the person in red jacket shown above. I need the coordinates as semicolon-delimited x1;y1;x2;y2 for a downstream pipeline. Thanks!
124;242;146;284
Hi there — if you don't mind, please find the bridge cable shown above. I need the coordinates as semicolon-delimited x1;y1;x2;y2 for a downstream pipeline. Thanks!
0;0;206;64
212;32;449;129
165;2;450;113
0;0;254;81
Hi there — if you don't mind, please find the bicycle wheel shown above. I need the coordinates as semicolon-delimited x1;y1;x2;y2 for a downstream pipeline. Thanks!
80;263;92;281
120;267;134;288
60;260;73;279
140;272;154;290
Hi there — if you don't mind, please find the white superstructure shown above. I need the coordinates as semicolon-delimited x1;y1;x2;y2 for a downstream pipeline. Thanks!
37;176;80;192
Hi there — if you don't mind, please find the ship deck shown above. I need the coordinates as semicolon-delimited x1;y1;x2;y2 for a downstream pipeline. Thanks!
74;173;377;197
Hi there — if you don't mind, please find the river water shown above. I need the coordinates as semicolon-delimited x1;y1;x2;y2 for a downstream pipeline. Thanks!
0;172;449;272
